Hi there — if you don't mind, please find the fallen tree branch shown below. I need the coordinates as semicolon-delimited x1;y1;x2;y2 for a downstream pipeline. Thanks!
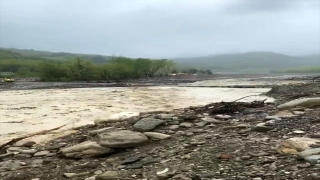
233;94;263;102
190;97;266;115
0;124;66;149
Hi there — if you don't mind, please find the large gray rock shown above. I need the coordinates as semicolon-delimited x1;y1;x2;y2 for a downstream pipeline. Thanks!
61;141;114;158
94;112;139;126
277;97;320;110
99;130;149;148
299;148;320;158
304;155;320;164
133;118;165;132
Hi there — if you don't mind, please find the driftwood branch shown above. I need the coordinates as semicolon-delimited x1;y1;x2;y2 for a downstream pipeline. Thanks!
233;95;264;102
190;94;266;115
0;125;66;149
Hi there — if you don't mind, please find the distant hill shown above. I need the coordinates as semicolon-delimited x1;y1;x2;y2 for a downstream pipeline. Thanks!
173;52;320;73
1;48;319;73
0;48;112;63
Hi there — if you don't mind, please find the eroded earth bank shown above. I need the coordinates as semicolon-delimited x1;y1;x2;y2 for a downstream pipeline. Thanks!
0;75;320;180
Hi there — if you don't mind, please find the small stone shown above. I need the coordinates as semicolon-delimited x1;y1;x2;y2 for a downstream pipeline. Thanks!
124;163;143;169
89;127;116;135
126;116;141;125
34;151;50;157
85;177;96;180
1;160;21;170
241;156;251;160
194;122;208;127
309;173;320;180
252;123;273;132
293;111;305;115
0;152;13;159
169;125;180;130
43;159;54;165
168;121;180;125
186;132;194;136
46;152;56;157
94;170;103;175
183;115;198;120
14;154;32;160
252;178;263;180
143;132;171;140
292;130;305;134
310;133;320;138
31;159;44;167
244;117;261;122
141;157;159;165
215;114;232;119
7;147;23;152
182;154;191;159
64;172;91;179
120;156;140;165
96;171;119;180
116;165;126;169
19;149;37;155
217;154;233;160
180;122;193;128
156;168;176;180
265;116;282;120
156;114;174;120
201;117;223;124
13;140;36;147
45;143;67;150
248;151;270;157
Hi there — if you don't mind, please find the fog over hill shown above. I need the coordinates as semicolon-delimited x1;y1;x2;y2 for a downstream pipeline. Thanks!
173;52;320;73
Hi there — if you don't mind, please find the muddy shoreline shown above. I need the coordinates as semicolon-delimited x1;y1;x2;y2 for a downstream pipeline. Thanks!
0;74;318;91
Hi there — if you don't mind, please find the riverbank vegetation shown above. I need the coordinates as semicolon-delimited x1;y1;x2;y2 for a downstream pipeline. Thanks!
0;49;175;81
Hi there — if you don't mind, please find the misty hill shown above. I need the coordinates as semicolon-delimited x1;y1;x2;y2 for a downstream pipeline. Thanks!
0;48;112;63
1;48;319;73
173;52;320;73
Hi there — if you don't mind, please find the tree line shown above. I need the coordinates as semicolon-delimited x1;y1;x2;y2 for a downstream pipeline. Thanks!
0;56;175;81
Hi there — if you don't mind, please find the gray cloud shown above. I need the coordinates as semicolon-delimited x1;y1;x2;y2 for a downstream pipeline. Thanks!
0;0;319;58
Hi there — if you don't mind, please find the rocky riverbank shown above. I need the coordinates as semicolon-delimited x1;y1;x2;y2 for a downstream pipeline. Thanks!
0;83;320;180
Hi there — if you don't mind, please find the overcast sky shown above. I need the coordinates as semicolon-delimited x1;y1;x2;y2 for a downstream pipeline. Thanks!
0;0;319;58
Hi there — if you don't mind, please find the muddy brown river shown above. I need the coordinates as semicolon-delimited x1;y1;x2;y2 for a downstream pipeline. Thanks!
1;78;306;144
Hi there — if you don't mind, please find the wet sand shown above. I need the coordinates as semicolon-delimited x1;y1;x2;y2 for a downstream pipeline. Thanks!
0;86;273;144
